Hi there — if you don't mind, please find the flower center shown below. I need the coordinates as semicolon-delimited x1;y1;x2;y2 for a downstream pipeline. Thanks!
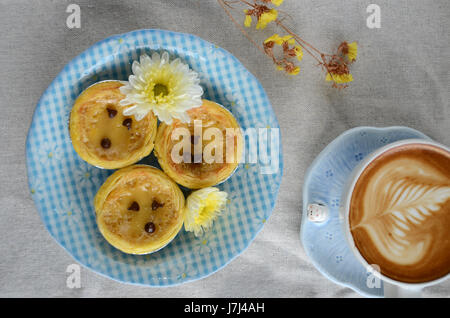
153;83;169;98
195;200;219;225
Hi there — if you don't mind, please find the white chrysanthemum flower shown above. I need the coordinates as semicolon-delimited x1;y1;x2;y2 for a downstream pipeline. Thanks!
119;52;203;124
184;187;228;237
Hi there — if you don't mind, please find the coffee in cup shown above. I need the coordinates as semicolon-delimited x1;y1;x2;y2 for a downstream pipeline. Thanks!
349;142;450;283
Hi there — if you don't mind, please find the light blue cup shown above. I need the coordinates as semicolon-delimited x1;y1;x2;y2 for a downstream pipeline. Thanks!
301;126;440;297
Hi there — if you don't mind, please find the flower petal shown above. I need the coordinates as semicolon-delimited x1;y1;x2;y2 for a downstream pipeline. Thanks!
244;14;252;28
119;52;203;123
184;187;228;237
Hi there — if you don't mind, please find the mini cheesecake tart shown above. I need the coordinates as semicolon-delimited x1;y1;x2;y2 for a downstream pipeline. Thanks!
94;165;185;254
69;80;157;169
154;99;243;189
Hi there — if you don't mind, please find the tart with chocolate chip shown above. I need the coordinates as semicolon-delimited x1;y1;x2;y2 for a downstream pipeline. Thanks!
94;165;185;254
154;99;243;189
69;81;157;169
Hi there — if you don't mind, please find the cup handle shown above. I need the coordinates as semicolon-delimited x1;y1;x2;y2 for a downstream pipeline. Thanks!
383;282;422;298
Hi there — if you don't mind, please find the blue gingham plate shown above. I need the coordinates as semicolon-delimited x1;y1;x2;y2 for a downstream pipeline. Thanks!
301;126;430;297
26;29;283;286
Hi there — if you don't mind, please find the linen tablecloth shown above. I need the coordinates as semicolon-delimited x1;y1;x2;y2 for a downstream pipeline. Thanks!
0;0;449;297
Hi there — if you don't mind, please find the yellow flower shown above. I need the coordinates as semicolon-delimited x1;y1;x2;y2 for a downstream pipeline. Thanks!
288;66;300;75
244;10;252;27
326;73;353;83
271;0;284;6
184;187;228;237
264;34;281;45
286;37;295;45
294;45;303;61
256;9;278;29
346;42;358;61
119;52;203;124
264;34;294;45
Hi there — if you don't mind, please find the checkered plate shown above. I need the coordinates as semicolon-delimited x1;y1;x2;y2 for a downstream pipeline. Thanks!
26;30;283;286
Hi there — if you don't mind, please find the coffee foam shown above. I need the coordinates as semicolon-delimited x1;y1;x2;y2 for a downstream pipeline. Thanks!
350;143;450;283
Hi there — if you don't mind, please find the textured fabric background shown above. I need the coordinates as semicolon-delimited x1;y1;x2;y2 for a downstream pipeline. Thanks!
0;0;449;297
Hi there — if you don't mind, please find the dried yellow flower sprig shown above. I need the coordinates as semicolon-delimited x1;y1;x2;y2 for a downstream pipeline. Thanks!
263;34;303;75
218;0;357;88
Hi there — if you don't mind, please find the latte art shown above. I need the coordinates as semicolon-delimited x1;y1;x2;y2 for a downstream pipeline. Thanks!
350;144;450;283
354;161;450;264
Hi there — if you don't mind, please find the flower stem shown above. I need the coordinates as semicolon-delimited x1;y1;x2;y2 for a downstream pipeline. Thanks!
217;0;267;56
218;0;353;88
219;0;325;65
276;21;323;64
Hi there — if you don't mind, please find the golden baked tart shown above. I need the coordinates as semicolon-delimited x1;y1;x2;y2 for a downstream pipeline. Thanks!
154;99;243;189
69;81;157;169
94;165;185;254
